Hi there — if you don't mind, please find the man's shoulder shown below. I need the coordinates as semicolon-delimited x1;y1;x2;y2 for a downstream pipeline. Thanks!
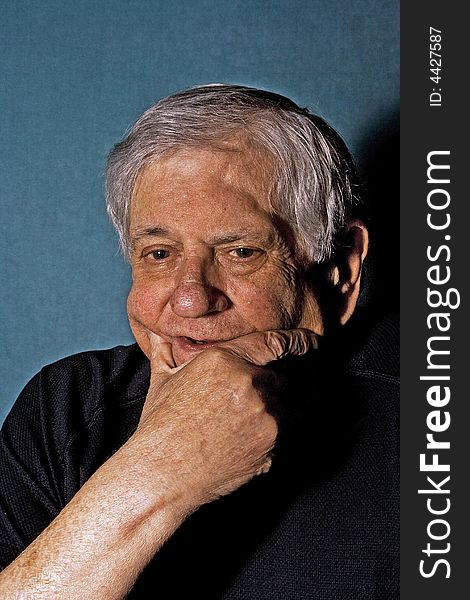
1;344;150;500
343;311;399;383
33;343;150;424
3;343;149;450
40;343;149;399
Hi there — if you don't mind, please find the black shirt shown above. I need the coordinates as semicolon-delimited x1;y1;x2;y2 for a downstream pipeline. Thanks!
0;313;399;599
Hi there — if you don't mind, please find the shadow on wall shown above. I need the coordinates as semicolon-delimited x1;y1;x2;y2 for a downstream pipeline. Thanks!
357;108;400;318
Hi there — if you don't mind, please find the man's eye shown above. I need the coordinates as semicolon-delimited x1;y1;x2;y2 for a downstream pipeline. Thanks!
149;249;170;260
231;247;258;259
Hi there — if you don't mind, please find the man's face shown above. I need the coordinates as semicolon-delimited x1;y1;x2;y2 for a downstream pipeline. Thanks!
127;144;324;366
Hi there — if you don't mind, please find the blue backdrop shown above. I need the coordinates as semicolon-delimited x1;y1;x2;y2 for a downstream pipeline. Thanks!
1;0;399;423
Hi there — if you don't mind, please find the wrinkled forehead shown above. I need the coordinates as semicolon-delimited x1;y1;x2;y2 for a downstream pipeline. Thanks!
130;140;277;217
126;142;304;258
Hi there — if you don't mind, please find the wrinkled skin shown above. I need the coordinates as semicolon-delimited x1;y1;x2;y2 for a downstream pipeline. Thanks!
127;143;367;500
136;329;319;507
127;145;325;367
0;143;368;599
125;143;331;502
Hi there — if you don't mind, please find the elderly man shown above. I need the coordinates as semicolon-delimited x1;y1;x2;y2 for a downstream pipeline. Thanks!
0;85;398;598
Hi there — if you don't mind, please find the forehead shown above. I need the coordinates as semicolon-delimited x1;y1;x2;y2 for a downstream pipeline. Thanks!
129;144;277;235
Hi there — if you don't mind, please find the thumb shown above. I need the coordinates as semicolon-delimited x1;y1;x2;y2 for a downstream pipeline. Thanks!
148;332;182;386
219;328;319;366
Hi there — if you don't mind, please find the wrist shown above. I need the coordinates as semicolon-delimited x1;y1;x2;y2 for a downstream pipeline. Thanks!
116;431;202;525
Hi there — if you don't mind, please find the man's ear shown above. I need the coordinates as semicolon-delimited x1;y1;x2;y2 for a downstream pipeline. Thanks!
329;220;369;325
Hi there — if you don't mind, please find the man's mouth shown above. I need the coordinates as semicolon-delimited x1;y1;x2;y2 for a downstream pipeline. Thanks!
185;337;207;345
179;336;224;347
171;336;227;354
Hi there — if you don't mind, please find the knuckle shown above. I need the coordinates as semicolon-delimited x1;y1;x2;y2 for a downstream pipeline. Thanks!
292;329;309;354
264;330;287;359
203;346;232;366
257;456;273;475
236;369;255;395
299;328;319;351
263;416;278;441
264;328;319;359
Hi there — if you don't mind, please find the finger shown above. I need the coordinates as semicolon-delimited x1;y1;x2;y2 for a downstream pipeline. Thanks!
148;332;182;384
256;456;273;475
219;328;319;366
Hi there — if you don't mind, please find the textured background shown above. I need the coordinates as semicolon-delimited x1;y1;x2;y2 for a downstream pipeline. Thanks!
1;0;399;423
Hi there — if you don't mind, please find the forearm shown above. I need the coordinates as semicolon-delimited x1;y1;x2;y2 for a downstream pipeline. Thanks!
0;437;192;600
0;330;307;598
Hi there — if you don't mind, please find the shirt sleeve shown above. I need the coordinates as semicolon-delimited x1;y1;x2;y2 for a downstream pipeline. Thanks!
0;372;65;569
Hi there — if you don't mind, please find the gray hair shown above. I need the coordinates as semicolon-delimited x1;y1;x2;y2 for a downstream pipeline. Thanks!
105;84;359;263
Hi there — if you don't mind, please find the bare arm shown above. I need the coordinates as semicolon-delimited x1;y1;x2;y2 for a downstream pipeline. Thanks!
0;329;317;599
0;437;193;599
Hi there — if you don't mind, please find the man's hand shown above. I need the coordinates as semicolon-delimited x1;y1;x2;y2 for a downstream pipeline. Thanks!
0;328;318;600
132;328;319;510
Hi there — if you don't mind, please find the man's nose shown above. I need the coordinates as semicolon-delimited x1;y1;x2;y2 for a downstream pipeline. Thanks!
170;258;228;318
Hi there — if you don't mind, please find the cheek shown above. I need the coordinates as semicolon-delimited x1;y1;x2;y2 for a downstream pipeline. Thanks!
228;278;297;330
298;291;324;334
127;280;172;360
127;279;168;327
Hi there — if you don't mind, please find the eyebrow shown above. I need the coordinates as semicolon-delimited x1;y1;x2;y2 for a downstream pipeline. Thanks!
131;226;169;240
132;226;267;244
209;233;261;245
